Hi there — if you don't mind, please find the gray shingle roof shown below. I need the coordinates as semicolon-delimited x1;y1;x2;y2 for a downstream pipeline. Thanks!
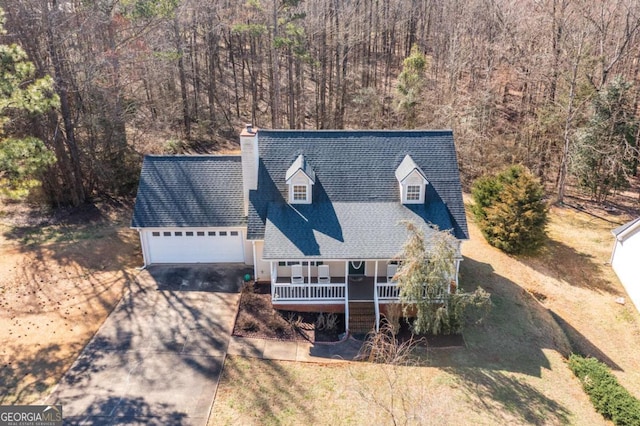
285;154;316;183
263;201;453;259
612;217;640;240
395;154;427;182
248;130;469;254
131;155;244;228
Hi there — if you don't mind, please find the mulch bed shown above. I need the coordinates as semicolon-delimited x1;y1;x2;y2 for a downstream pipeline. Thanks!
233;282;345;343
233;282;465;348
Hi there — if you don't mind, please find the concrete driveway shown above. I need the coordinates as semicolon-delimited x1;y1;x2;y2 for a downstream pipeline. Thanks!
48;264;251;425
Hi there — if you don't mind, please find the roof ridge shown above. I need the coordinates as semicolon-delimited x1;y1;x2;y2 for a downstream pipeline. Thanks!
258;129;453;134
143;154;241;159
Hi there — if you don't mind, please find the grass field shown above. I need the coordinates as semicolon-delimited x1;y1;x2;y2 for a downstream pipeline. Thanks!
211;204;640;425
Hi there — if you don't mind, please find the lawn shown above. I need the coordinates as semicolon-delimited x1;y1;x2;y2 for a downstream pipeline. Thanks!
2;196;639;424
211;203;640;425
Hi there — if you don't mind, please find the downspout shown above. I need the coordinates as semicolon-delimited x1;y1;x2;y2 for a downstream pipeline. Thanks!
252;240;258;281
374;260;380;332
132;227;147;270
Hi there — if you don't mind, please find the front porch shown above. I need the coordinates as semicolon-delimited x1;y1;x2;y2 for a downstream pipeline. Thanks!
266;259;459;332
273;276;398;302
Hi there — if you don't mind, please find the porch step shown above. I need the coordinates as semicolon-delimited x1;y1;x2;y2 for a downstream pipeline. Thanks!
348;302;377;335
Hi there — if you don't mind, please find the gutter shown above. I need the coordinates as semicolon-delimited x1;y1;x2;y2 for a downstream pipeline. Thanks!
131;226;148;270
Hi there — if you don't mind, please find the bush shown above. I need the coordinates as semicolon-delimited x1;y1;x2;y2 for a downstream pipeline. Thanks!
471;165;548;254
568;354;640;425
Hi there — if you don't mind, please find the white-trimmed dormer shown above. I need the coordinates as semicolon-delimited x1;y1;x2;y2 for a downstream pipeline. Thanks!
395;154;428;204
286;154;315;204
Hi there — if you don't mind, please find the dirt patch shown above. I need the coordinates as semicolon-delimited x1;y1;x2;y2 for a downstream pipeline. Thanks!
0;200;141;404
232;283;344;343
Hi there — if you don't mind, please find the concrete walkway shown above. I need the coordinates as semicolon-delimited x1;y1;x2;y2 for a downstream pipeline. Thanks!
227;335;363;363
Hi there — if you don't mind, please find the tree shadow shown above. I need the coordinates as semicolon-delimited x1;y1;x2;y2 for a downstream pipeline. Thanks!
64;396;188;425
448;367;571;425
421;254;629;423
214;355;319;424
50;264;318;424
1;343;71;404
518;238;618;294
548;310;621;370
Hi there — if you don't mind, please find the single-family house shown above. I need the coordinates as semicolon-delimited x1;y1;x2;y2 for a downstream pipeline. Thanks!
611;217;640;312
131;126;469;331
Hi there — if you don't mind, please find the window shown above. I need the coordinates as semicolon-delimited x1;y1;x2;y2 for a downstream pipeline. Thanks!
219;231;227;236
197;231;205;236
174;231;183;236
163;232;171;237
293;185;307;201
208;231;216;236
230;231;239;236
185;231;194;236
406;185;421;201
152;232;160;237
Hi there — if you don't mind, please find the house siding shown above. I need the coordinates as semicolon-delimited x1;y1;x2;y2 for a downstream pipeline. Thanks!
612;226;640;312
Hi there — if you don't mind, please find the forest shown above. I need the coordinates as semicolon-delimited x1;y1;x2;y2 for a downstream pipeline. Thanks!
0;0;639;206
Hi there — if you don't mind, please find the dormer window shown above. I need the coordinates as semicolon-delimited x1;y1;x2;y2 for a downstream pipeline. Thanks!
286;154;315;204
406;184;422;201
395;154;428;204
292;185;308;202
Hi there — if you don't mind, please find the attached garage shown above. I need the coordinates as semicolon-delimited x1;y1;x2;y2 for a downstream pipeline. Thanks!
141;228;245;264
132;155;249;266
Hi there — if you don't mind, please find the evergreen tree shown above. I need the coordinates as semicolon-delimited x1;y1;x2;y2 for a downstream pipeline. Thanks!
0;8;58;198
472;165;549;254
571;77;638;202
395;222;491;335
395;46;428;128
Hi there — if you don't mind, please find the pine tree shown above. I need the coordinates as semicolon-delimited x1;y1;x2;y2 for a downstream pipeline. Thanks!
472;165;549;254
0;8;58;198
570;77;638;202
395;46;428;128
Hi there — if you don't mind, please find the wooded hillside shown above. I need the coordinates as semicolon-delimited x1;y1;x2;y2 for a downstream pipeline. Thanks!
1;0;639;205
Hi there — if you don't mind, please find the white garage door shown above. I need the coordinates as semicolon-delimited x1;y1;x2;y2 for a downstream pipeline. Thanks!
144;229;244;263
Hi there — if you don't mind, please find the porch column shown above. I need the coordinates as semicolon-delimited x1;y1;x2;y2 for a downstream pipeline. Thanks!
374;260;380;331
307;261;312;298
344;260;349;333
454;258;461;293
270;261;275;299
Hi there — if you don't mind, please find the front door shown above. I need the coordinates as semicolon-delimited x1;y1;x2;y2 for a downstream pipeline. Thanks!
348;260;365;276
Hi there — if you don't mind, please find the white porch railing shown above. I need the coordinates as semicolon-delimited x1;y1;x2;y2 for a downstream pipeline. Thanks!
375;282;448;302
272;283;347;303
376;282;401;300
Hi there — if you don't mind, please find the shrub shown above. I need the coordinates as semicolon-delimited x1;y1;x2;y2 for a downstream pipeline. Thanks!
568;354;640;425
471;165;548;254
316;312;338;331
